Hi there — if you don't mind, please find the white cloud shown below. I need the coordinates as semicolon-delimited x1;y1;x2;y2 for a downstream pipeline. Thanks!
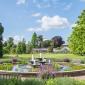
27;15;70;32
40;15;70;30
32;13;41;17
13;35;24;44
27;28;42;32
64;3;72;11
3;36;24;44
33;0;51;8
16;0;26;5
36;4;51;8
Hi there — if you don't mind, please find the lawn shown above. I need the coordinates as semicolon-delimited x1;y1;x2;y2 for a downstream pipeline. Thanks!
3;53;85;60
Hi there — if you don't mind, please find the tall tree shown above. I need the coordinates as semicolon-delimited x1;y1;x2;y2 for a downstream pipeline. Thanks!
16;42;22;54
16;38;26;54
26;41;32;54
31;32;38;48
7;37;14;46
43;40;51;48
37;35;43;48
21;38;26;54
11;44;17;54
68;10;85;55
0;23;4;58
7;37;14;53
3;41;7;47
52;36;64;48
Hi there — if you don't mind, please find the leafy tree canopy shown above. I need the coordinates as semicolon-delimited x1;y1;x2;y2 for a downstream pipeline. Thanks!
69;10;85;55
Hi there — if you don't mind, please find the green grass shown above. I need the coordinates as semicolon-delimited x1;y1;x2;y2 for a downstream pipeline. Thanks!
3;53;85;60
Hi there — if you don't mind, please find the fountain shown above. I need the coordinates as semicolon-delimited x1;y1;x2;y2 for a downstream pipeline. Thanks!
32;54;34;61
30;54;36;65
12;65;32;73
40;53;42;58
32;60;36;65
60;65;70;72
48;59;51;64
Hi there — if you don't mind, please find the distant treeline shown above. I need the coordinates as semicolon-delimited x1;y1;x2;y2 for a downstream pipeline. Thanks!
3;32;64;54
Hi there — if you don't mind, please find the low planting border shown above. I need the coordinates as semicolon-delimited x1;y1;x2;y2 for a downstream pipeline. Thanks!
0;71;39;79
0;69;85;79
54;69;85;77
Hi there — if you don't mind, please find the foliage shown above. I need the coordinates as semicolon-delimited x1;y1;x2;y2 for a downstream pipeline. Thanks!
3;37;15;54
0;63;13;71
0;78;85;85
3;47;9;54
16;42;23;54
46;78;85;85
3;38;27;54
69;10;85;55
41;72;55;79
52;62;61;71
0;23;4;58
21;38;26;54
70;63;85;70
0;78;44;85
48;46;53;52
52;62;85;72
26;41;32;54
3;32;65;54
16;39;26;54
52;36;64;48
37;35;43;48
0;78;22;85
31;32;38;48
43;40;51;48
80;59;85;64
23;79;44;85
7;37;14;50
11;46;17;54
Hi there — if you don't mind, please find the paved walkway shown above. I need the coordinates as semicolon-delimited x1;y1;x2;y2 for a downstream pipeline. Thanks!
71;76;85;80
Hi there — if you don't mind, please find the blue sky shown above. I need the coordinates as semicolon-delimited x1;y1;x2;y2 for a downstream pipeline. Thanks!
0;0;85;43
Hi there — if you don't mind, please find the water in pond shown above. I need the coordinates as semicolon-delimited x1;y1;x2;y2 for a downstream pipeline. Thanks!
12;65;32;73
60;65;70;72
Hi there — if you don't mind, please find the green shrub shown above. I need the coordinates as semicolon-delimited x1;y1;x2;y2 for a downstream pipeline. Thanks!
52;63;61;71
23;79;44;85
48;47;53;52
46;78;85;85
41;72;54;79
0;78;85;85
70;64;85;70
0;78;44;85
0;78;22;85
0;63;13;70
